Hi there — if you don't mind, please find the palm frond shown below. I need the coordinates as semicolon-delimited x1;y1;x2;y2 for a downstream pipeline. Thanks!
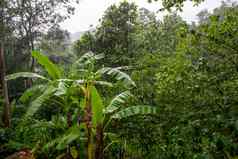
111;105;158;119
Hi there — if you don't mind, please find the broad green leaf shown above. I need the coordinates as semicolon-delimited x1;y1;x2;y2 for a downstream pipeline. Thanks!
56;125;81;150
74;52;95;68
104;91;132;114
94;53;105;60
91;86;104;127
97;67;136;88
44;125;81;151
111;105;158;119
19;84;45;103
54;82;68;96
75;52;104;66
5;72;48;81
94;81;113;87
25;85;56;117
32;50;62;79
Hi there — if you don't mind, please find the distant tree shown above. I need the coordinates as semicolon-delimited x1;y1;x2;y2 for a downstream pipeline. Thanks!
147;0;205;11
153;2;238;158
8;0;78;71
95;1;140;67
74;31;97;57
39;25;70;56
132;12;186;105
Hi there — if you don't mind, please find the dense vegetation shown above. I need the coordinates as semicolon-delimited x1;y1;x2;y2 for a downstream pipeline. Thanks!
1;0;238;158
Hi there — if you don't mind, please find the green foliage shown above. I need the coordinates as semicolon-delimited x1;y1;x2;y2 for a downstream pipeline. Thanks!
147;0;204;11
97;67;136;88
111;106;158;119
74;32;96;56
39;25;70;56
45;125;81;151
25;86;56;117
104;91;132;114
32;50;62;80
91;86;104;126
19;84;46;103
74;1;140;67
5;72;48;81
2;1;238;159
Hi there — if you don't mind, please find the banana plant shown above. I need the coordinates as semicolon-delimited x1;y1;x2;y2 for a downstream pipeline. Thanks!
5;51;81;158
90;88;157;159
6;51;158;159
70;52;158;159
6;50;63;118
68;52;136;159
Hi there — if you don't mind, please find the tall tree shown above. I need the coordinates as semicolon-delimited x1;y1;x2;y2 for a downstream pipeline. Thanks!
9;0;77;71
95;1;139;67
74;31;97;57
39;25;70;56
0;0;11;127
153;2;238;158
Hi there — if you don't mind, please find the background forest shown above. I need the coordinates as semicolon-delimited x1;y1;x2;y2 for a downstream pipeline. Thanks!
1;0;238;158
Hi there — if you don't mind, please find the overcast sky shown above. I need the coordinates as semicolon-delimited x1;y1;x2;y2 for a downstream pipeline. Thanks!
61;0;236;33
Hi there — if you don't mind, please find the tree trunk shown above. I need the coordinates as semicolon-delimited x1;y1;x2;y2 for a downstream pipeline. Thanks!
26;36;35;88
30;37;35;72
0;41;10;127
95;124;104;159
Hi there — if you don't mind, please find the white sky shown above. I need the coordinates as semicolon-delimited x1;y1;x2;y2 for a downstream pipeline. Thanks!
61;0;235;33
